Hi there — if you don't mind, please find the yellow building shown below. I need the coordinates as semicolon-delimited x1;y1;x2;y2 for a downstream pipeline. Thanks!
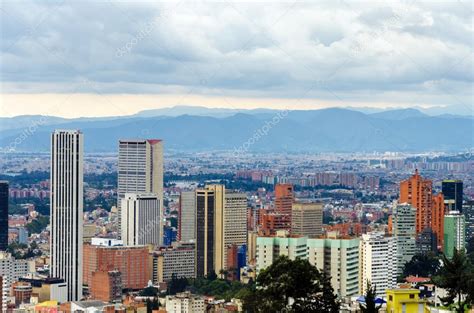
386;289;428;313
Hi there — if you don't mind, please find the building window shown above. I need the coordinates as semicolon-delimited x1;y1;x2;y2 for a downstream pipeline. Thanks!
409;294;415;299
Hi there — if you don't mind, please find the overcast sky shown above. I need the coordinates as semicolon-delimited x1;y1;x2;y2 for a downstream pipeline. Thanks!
1;1;472;117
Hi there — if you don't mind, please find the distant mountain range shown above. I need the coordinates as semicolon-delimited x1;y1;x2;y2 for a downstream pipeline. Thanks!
0;106;472;153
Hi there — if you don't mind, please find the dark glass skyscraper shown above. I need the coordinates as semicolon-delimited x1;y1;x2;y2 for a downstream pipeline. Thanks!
442;180;463;212
0;181;9;251
195;189;215;277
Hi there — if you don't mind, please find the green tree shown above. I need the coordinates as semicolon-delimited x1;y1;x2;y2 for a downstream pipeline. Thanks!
243;256;339;312
140;286;159;297
433;249;474;313
167;274;188;295
360;281;382;313
403;253;440;277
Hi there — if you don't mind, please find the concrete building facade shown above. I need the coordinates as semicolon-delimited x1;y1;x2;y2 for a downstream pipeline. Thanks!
291;202;323;238
359;232;397;297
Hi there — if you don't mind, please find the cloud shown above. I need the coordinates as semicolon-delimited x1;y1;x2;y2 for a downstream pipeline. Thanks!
0;0;472;116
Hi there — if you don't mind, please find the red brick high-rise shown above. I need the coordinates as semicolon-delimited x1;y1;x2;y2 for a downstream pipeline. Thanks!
399;169;445;248
83;244;150;290
274;184;294;227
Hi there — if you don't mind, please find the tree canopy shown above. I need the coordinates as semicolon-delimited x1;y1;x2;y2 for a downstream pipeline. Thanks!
433;249;474;313
403;253;440;278
242;256;340;313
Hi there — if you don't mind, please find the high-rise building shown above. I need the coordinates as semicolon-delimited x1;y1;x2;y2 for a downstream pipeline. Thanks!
0;181;8;251
463;201;474;242
444;211;465;259
256;231;307;274
222;189;247;272
50;129;84;301
200;185;247;275
121;193;161;246
307;233;360;297
442;180;463;212
195;188;215;277
392;203;416;275
359;232;397;297
117;139;163;238
178;191;196;242
274;184;293;226
83;240;150;290
399;169;444;248
291;202;323;238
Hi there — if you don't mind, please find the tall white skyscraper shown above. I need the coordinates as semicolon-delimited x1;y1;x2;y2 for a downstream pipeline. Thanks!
121;193;162;246
359;232;397;297
118;139;164;239
392;203;416;276
50;129;83;301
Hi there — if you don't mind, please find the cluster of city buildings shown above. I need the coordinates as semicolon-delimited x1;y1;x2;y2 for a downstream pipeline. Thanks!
0;129;472;312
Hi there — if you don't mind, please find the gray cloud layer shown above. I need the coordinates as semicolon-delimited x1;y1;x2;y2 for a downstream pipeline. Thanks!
1;0;473;114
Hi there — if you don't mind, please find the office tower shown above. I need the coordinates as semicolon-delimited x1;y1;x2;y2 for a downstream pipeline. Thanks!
151;242;196;283
0;252;34;311
399;169;444;248
117;139;163;236
206;185;247;274
291;202;323;237
0;181;8;251
307;234;360;297
463;201;474;241
50;129;83;301
121;193;161;246
442;180;463;212
222;190;247;272
392;203;416;275
179;191;196;242
359;232;397;298
195;188;215;277
83;239;150;290
256;231;307;274
444;211;466;259
274;184;294;222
